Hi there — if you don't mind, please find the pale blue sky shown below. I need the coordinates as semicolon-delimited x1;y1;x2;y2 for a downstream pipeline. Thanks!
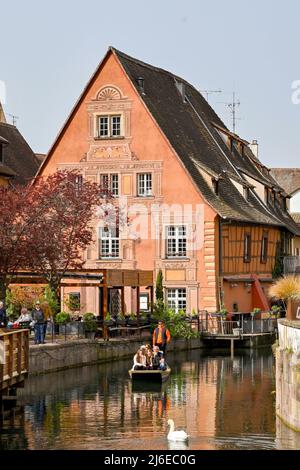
1;0;299;167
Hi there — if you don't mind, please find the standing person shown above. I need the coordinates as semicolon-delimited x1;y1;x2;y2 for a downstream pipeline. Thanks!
152;320;171;356
32;301;45;345
0;301;7;328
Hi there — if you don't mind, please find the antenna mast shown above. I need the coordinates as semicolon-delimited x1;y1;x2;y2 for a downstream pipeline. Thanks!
200;89;222;102
8;114;19;126
220;92;240;133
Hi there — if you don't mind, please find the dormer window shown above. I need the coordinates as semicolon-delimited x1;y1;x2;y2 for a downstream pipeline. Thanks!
212;178;219;195
243;187;250;200
282;197;287;212
96;115;121;138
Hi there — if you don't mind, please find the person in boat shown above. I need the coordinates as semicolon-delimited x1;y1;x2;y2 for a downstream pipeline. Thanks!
133;348;146;370
152;345;163;370
146;349;153;369
158;357;168;371
152;320;171;356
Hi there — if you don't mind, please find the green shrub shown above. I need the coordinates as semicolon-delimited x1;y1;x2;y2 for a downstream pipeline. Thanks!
55;312;70;324
251;307;261;317
152;301;198;339
219;306;228;317
83;313;97;332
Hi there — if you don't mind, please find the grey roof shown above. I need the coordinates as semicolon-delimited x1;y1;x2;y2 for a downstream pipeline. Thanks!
112;48;300;235
270;168;300;196
0;123;40;185
292;213;300;225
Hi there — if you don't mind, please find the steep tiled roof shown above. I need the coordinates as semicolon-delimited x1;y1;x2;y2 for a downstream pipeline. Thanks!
0;122;40;185
270;168;300;196
292;213;300;225
113;48;300;235
0;162;15;177
36;47;300;235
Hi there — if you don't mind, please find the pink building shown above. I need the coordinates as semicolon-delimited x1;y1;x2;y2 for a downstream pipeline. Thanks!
37;48;299;316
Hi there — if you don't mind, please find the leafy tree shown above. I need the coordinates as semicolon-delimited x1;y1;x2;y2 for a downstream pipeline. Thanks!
0;170;112;306
0;184;39;304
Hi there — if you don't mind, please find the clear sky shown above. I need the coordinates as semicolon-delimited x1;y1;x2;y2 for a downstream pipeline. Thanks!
1;0;299;167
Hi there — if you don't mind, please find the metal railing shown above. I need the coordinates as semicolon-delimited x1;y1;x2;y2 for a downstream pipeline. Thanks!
198;313;277;337
283;256;300;275
41;320;153;342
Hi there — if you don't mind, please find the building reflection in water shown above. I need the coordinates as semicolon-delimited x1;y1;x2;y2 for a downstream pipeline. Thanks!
0;349;286;450
275;415;300;450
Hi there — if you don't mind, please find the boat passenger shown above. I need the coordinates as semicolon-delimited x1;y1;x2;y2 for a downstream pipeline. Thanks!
146;349;153;369
133;349;146;370
152;345;163;370
158;357;168;371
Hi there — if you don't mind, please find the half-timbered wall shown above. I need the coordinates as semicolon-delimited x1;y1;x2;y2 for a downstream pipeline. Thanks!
222;224;281;276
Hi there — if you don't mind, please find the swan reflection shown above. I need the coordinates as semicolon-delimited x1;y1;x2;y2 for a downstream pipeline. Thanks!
168;440;189;450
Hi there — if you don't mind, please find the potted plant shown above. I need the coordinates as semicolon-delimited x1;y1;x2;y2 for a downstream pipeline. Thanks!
128;313;138;326
55;311;70;335
269;275;300;320
116;312;126;326
139;311;148;326
270;305;281;318
103;312;114;327
219;306;228;318
251;307;261;318
83;312;97;339
191;308;198;319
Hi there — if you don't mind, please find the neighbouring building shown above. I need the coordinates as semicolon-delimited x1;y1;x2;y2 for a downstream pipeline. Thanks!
271;168;300;258
37;47;300;316
0;103;40;186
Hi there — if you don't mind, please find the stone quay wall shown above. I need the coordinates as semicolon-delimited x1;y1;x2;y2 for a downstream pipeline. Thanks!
276;320;300;432
29;337;205;375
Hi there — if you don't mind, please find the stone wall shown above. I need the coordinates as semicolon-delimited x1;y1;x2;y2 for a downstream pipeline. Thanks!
276;320;300;432
29;337;204;375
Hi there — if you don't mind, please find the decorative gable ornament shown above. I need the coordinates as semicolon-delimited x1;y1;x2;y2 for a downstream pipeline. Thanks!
96;86;122;101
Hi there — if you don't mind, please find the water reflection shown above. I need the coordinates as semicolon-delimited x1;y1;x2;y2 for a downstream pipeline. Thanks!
168;440;189;451
1;349;298;450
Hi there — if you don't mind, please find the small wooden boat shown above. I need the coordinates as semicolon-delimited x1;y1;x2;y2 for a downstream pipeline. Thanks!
129;367;171;383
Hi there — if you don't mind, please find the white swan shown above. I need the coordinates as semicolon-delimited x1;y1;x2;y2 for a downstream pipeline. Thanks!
167;419;189;441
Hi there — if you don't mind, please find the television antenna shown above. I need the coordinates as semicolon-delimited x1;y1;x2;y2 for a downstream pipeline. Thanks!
218;92;240;134
200;89;222;102
8;114;19;126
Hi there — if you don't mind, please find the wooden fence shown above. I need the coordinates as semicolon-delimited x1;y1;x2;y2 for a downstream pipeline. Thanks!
0;329;29;393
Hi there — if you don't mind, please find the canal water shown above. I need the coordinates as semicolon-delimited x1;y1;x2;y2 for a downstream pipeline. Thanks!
1;349;300;450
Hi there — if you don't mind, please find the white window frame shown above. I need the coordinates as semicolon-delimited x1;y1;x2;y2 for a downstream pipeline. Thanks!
96;114;122;138
100;173;119;197
75;175;83;195
166;225;187;258
167;288;187;313
99;227;120;259
137;173;152;197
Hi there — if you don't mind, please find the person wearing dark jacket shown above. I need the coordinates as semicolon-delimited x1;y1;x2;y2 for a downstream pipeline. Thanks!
32;301;45;344
0;301;7;328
